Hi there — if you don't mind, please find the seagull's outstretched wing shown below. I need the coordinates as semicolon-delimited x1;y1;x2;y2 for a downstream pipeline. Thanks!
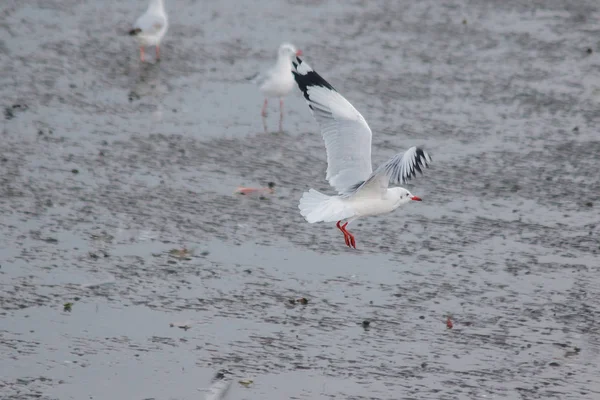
292;56;373;193
345;146;432;197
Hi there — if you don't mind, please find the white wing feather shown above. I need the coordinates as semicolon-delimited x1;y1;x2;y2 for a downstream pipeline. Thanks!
347;146;432;197
292;57;373;193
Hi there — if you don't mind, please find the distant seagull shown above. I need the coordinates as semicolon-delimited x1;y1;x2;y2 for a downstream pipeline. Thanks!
292;56;432;249
204;370;232;400
249;43;303;130
129;0;168;62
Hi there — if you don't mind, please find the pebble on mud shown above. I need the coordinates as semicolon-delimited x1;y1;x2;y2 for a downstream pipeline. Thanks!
565;349;580;357
4;107;14;120
71;169;79;174
289;297;308;305
238;379;253;387
169;247;192;260
169;322;191;330
5;104;27;120
585;202;593;207
549;362;560;367
361;320;371;329
586;48;593;54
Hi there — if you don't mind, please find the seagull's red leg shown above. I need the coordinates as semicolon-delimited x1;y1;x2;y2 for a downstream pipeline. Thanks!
348;232;356;249
279;98;284;131
140;47;145;62
336;221;350;247
155;45;160;60
261;99;268;118
341;222;356;249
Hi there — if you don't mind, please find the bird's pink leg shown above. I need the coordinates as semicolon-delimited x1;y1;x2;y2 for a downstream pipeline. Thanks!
261;99;268;118
279;98;285;132
155;45;160;60
335;221;350;246
140;47;145;62
341;222;356;249
336;221;351;247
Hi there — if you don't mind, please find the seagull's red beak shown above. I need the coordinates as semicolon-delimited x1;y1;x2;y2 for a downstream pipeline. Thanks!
295;49;303;56
410;196;422;201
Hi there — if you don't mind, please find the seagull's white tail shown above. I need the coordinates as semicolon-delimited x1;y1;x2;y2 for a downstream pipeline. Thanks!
298;189;354;223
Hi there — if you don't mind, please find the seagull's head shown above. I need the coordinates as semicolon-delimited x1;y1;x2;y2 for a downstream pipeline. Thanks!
279;43;303;59
391;187;422;206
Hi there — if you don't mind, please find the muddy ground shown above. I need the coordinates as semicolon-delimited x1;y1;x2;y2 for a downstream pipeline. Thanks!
1;0;600;399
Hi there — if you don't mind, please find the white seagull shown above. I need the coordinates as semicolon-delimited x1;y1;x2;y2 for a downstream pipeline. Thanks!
204;370;232;400
129;0;168;62
292;56;432;249
251;43;303;127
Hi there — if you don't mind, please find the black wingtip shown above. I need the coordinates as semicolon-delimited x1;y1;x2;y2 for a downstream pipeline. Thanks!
412;147;431;177
291;56;336;104
129;28;142;36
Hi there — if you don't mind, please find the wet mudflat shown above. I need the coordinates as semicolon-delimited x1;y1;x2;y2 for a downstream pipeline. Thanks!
2;0;600;399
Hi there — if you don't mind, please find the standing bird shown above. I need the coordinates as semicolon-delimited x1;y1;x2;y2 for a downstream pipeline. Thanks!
129;0;168;62
250;43;303;131
292;56;432;249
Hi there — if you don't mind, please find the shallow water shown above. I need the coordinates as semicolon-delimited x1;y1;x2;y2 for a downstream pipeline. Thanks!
2;0;600;399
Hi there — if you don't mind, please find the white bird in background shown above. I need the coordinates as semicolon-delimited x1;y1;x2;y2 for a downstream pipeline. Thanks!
292;56;432;249
204;370;232;400
250;43;303;131
129;0;168;62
